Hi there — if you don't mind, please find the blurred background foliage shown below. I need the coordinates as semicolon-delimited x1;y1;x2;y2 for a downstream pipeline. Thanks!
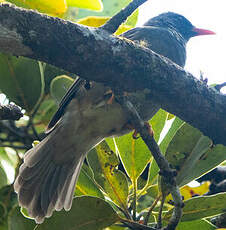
0;0;225;229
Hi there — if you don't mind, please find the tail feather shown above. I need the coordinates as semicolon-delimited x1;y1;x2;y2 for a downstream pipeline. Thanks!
64;155;85;210
14;137;85;224
40;163;56;214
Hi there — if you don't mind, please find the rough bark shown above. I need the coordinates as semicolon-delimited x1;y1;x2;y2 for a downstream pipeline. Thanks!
0;3;226;145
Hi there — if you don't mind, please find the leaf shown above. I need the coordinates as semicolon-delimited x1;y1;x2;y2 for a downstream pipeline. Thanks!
44;64;68;93
150;109;168;143
0;54;42;113
76;0;138;27
164;193;226;222
77;16;132;35
159;117;184;154
75;165;104;198
50;75;74;105
37;196;119;230
147;117;184;186
0;148;18;169
0;165;7;189
8;0;67;16
165;123;226;186
116;110;167;186
115;132;150;182
176;219;217;230
166;182;210;202
87;141;129;211
67;0;102;11
8;207;36;230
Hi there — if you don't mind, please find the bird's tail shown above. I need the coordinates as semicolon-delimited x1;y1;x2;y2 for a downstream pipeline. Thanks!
14;135;86;224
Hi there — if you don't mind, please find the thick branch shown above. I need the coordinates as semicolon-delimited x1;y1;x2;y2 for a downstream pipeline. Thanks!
0;4;226;145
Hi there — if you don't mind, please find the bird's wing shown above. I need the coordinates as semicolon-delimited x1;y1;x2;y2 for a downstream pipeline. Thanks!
46;78;86;133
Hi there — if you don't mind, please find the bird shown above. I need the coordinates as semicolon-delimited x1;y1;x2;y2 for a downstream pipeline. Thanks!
14;12;215;224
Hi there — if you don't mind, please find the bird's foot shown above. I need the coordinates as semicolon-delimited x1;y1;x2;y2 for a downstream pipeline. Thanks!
132;122;154;139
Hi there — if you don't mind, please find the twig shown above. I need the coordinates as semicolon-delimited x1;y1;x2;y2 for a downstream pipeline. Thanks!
157;196;166;229
120;217;156;230
115;94;183;230
214;82;226;92
144;194;161;225
100;0;147;34
0;104;23;121
132;179;138;220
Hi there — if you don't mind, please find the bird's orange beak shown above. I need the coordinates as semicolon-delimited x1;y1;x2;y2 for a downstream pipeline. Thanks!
192;27;216;36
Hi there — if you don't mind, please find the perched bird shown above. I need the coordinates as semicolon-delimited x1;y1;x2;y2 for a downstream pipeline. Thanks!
14;12;215;223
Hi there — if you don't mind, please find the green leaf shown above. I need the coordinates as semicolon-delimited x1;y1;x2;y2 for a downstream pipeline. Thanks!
77;16;133;34
50;75;74;105
75;165;104;198
165;123;226;186
164;193;226;222
8;207;36;230
0;165;7;189
115;132;150;182
159;117;184;154
0;54;42;112
115;109;167;186
67;0;103;11
0;148;18;169
147;117;184;186
37;196;119;230
87;141;129;211
176;219;216;230
150;109;168;143
76;0;138;27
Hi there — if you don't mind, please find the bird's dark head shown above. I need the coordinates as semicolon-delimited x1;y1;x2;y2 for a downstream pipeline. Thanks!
144;12;215;41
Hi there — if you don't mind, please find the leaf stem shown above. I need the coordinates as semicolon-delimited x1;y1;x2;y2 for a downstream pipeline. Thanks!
132;178;137;220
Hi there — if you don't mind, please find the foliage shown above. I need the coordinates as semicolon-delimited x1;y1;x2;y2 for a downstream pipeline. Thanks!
0;0;225;230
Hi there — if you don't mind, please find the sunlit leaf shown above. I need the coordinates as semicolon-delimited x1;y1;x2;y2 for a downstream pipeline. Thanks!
75;165;104;198
87;141;129;211
147;117;184;186
67;0;102;11
76;0;138;27
150;109;168;143
37;196;119;230
0;55;42;113
116;110;167;186
164;193;226;222
159;117;184;154
77;16;132;34
115;133;150;182
165;123;226;186
166;182;210;202
8;0;67;16
0;148;18;169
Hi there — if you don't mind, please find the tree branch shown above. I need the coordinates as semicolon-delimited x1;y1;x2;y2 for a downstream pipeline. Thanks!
116;94;183;230
0;3;226;145
100;0;147;33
